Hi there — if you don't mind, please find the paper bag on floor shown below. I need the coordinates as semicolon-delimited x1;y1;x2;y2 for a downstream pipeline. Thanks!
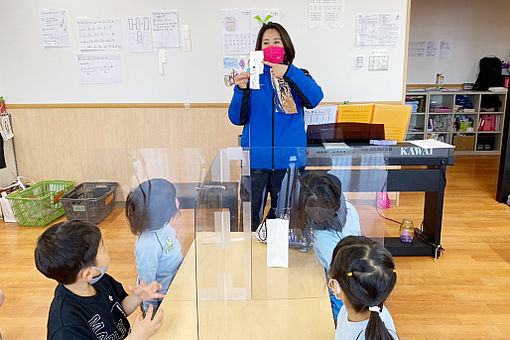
0;192;16;223
266;218;289;268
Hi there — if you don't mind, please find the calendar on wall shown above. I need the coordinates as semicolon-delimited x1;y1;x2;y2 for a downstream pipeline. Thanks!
221;9;280;55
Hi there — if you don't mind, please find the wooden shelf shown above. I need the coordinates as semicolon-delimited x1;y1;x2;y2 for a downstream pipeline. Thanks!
406;90;507;154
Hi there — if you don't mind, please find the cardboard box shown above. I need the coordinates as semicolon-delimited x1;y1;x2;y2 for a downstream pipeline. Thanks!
453;135;475;151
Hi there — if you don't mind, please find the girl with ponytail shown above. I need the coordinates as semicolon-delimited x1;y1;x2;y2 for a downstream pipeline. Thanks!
328;236;398;340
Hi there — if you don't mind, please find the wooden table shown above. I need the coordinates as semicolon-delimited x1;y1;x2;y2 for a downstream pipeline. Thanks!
150;232;335;339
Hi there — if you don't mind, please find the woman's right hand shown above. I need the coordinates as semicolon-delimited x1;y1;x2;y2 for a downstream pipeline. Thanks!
127;305;164;340
234;72;250;89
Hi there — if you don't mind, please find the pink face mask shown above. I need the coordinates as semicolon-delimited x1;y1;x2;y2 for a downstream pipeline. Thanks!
263;46;285;64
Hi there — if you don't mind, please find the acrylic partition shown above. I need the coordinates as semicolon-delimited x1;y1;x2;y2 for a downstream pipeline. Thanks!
77;146;388;340
193;146;388;340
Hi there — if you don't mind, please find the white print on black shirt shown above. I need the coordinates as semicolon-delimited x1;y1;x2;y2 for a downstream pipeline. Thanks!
88;313;127;340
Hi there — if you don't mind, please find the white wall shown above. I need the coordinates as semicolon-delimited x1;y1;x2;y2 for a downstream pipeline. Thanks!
407;0;510;84
0;0;408;103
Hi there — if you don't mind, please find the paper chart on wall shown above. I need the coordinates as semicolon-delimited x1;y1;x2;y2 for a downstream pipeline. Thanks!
408;41;425;57
356;13;400;46
77;18;122;50
78;54;122;84
439;41;452;60
152;10;180;48
426;41;438;58
40;9;69;47
221;9;280;55
127;16;152;53
308;0;345;29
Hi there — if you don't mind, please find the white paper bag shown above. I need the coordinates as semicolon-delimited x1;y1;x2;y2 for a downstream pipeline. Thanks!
266;218;289;268
0;192;16;223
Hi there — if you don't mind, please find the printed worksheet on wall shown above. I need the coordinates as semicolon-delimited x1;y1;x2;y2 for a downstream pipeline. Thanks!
78;54;122;84
127;16;152;53
77;18;122;50
308;0;344;29
152;10;180;48
40;9;69;47
356;13;400;46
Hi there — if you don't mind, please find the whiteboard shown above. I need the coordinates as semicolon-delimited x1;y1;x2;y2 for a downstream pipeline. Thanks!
0;0;408;104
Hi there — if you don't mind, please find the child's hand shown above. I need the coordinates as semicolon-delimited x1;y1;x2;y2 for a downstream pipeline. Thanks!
263;61;288;79
128;281;165;301
234;72;250;89
0;289;4;307
128;305;164;340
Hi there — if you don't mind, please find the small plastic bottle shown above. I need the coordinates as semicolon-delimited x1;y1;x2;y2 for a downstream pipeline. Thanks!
399;219;414;243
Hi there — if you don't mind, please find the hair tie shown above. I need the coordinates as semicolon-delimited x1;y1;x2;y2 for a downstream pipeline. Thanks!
368;306;381;314
347;272;353;277
393;269;397;273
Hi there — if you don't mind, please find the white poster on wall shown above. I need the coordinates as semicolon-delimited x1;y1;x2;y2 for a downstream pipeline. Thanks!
308;0;345;29
152;10;180;48
356;13;400;46
439;41;452;60
78;54;122;84
40;9;69;47
127;16;152;53
78;18;122;50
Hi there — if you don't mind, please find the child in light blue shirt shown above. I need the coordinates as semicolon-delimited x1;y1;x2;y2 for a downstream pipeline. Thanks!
126;178;184;314
296;172;362;322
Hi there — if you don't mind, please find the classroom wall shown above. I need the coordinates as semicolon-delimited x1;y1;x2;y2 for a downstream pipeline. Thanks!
10;107;242;199
407;0;510;84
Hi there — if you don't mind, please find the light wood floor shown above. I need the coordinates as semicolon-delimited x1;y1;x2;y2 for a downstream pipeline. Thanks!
1;155;509;339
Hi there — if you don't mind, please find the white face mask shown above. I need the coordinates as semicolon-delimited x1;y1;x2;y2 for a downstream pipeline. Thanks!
88;265;109;285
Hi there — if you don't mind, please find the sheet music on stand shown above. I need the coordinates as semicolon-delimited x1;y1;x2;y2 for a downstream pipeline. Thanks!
304;105;338;130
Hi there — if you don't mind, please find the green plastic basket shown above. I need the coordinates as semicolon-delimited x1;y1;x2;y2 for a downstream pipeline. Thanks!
6;181;74;226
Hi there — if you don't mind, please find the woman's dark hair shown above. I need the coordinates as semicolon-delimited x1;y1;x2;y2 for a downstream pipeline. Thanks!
255;22;295;64
293;172;342;229
330;236;397;340
125;178;180;235
34;220;101;285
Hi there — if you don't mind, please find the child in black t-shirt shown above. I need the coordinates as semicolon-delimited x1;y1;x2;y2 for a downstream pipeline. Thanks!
35;220;165;340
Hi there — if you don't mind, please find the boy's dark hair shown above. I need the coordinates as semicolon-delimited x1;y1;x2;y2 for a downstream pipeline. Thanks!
293;172;341;228
125;178;179;236
330;236;397;340
255;22;295;65
34;220;101;285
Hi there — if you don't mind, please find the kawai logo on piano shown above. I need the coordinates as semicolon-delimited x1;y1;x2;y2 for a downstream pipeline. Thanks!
400;147;433;156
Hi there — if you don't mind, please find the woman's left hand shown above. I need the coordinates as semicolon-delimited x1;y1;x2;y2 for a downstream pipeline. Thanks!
128;281;165;301
263;61;288;79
